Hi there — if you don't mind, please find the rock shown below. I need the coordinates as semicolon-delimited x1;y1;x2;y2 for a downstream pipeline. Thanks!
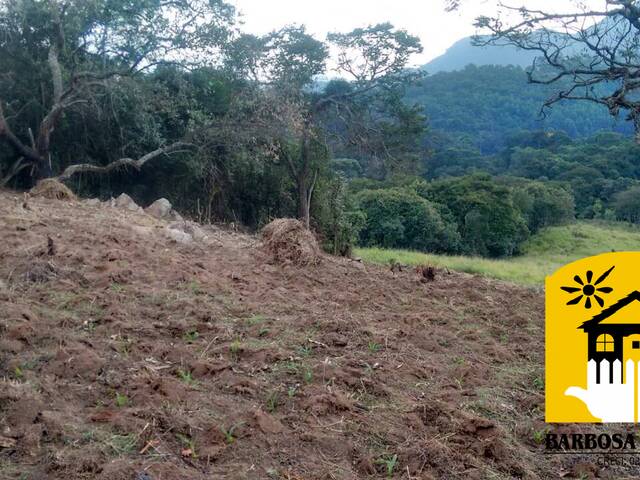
84;198;101;206
351;260;366;271
168;221;207;242
170;210;184;222
145;198;172;219
164;227;192;244
191;226;207;242
113;193;142;212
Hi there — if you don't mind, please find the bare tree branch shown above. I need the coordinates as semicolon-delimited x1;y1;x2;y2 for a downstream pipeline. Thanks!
475;0;640;138
0;157;31;187
0;100;41;163
56;142;196;182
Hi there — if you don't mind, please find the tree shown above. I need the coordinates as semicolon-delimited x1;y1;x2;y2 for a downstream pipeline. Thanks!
507;179;575;232
356;188;460;252
419;174;529;257
227;23;424;228
0;0;235;186
613;185;640;222
475;1;640;140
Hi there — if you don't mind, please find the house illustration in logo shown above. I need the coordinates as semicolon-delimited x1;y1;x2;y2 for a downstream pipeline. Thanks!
579;290;640;384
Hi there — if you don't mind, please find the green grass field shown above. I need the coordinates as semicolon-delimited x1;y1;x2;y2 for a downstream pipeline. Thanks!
355;221;640;285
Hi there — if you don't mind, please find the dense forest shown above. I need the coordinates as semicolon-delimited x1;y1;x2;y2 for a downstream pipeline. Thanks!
411;65;632;153
2;0;640;260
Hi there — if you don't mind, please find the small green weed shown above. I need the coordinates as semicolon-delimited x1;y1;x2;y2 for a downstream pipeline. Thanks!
183;330;199;343
533;376;544;390
115;392;128;408
13;366;24;380
107;434;137;455
266;390;280;412
229;339;242;360
376;454;398;477
177;433;198;458
246;314;267;326
177;369;196;385
221;422;244;444
533;427;550;444
188;281;202;295
302;366;313;384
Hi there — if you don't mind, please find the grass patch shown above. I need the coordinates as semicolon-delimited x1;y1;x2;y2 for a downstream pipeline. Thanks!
106;434;137;456
355;221;640;285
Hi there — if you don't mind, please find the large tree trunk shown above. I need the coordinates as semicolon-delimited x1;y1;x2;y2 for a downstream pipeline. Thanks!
297;179;311;229
284;131;318;230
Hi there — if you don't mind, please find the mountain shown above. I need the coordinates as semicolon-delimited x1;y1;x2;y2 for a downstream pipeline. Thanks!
407;64;632;153
425;36;539;73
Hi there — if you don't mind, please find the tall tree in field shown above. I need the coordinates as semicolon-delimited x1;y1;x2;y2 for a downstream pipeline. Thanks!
0;0;235;186
229;23;424;228
474;0;640;140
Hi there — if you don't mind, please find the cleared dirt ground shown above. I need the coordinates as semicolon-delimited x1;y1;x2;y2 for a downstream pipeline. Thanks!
0;191;633;479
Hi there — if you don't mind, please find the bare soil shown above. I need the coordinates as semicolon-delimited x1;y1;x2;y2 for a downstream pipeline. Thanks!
0;191;633;479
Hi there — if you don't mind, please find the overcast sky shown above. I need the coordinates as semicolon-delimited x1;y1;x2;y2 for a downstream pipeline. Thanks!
231;0;605;67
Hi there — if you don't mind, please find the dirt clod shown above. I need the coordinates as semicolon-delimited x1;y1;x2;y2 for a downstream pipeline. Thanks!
416;264;436;282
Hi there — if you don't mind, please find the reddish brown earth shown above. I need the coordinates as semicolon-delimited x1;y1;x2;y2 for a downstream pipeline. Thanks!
0;191;635;479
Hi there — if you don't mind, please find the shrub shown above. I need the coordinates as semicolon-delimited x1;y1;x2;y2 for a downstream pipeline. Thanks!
355;188;460;253
419;174;529;257
508;180;575;233
331;158;363;179
613;185;640;223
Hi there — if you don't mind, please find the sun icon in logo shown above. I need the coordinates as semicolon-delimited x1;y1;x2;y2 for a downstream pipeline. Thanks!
561;266;615;309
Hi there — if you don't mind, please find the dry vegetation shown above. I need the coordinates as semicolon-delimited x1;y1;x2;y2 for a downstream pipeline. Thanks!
0;192;634;479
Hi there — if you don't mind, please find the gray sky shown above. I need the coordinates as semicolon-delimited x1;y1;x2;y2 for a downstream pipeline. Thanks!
232;0;605;67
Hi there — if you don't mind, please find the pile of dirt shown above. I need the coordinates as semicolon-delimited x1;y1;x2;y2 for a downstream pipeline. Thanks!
261;218;322;266
29;179;77;200
0;190;631;480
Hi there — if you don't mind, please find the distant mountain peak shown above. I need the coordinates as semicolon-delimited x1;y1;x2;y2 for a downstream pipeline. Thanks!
424;36;538;73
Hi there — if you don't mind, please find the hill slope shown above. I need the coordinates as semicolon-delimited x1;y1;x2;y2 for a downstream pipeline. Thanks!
424;36;538;73
408;65;632;152
0;192;630;479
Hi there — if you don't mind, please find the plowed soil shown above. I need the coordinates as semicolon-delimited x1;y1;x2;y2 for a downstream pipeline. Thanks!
0;191;632;479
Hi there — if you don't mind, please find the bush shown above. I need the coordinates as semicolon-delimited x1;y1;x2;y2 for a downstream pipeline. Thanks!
355;188;460;253
507;180;575;233
331;158;363;179
318;176;366;256
613;185;640;223
419;174;529;257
